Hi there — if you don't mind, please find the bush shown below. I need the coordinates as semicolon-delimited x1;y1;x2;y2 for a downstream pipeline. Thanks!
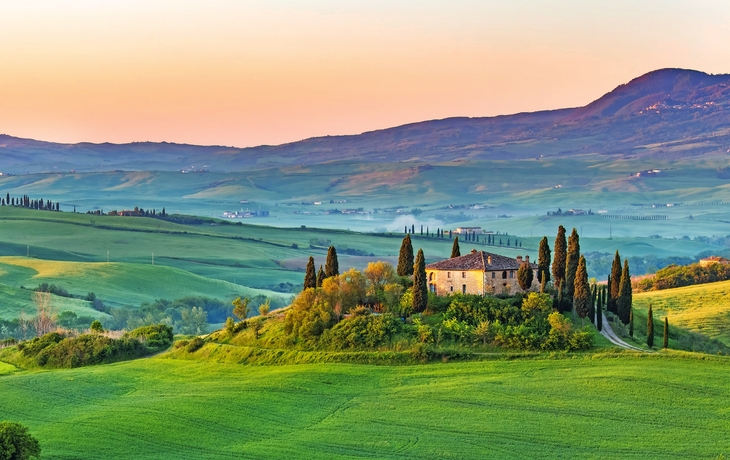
321;310;401;350
174;340;190;349
186;337;205;353
125;324;174;348
0;421;41;460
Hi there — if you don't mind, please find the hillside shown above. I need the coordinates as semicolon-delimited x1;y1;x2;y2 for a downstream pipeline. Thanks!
1;69;729;175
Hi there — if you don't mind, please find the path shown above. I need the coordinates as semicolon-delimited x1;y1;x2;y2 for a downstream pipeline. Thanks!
599;313;646;352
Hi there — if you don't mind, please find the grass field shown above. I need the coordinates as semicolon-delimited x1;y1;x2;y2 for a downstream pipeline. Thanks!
0;354;728;459
634;280;730;346
0;282;107;321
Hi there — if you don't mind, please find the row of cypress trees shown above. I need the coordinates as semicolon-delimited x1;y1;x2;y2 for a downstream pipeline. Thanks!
303;246;340;290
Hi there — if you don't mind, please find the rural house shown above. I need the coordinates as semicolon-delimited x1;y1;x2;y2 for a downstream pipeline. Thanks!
425;250;538;296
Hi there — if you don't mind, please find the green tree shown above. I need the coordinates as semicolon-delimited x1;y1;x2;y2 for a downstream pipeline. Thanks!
596;287;603;331
450;236;461;258
258;300;271;316
588;284;596;325
325;246;339;278
647;304;655;348
663;316;669;349
617;260;632;325
179;306;208;335
90;320;104;334
573;256;590;325
412;249;427;313
629;308;634;337
517;262;534;291
397;234;414;276
232;297;251;321
609;251;622;314
316;265;325;287
552;225;567;286
540;273;547;293
0;421;41;460
537;237;551;284
565;228;580;299
251;317;264;340
225;317;235;334
303;256;317;290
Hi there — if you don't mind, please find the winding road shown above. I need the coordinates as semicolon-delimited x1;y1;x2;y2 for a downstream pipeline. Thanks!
599;313;646;352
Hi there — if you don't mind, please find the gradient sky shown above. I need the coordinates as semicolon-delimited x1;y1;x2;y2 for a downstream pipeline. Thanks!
0;1;729;147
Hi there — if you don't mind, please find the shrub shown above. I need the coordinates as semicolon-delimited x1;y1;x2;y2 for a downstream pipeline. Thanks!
0;421;41;460
321;311;401;350
186;337;205;353
125;324;174;348
174;340;190;349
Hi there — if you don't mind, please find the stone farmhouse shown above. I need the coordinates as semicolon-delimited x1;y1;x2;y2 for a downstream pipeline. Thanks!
425;250;538;296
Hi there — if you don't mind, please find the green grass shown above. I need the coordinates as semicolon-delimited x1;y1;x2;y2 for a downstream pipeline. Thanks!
0;361;17;375
0;282;107;321
0;354;729;459
634;280;730;346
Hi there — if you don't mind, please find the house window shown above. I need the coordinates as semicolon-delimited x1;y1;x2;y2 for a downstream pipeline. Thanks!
450;286;454;292
462;272;466;278
510;271;515;279
447;272;451;278
462;284;467;294
502;271;507;279
429;283;436;293
429;272;434;281
491;272;495;279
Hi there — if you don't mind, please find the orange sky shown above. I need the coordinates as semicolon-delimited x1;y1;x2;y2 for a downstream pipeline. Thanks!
0;1;729;147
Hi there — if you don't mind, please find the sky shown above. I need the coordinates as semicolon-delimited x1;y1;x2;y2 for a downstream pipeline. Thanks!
0;0;729;147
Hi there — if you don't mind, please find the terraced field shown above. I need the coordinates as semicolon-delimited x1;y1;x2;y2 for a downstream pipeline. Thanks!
0;354;728;459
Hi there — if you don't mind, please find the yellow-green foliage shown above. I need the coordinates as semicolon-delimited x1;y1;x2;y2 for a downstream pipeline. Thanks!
633;280;730;345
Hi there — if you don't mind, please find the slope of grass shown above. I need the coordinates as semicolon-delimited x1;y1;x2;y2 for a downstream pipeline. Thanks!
0;354;728;459
0;257;286;309
0;361;17;375
0;283;107;321
633;280;730;345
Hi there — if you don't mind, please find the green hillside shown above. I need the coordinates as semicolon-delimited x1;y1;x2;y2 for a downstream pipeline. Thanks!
0;354;728;459
0;282;106;321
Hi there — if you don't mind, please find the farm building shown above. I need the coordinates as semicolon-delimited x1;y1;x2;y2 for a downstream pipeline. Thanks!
699;256;730;267
425;250;538;296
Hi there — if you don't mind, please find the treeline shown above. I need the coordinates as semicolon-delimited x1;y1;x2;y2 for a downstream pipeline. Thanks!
634;262;730;292
584;253;694;279
13;324;173;368
402;224;522;247
1;193;60;211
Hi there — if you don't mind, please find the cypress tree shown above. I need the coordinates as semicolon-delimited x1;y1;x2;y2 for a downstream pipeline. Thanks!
316;265;325;287
617;260;632;324
552;225;567;286
420;225;423;236
303;256;316;290
537;237;551;284
629;308;634;337
609;251;622;314
325;246;339;278
556;279;567;312
451;236;461;258
573;256;590;325
413;249;427;313
663;317;669;349
540;272;547;293
397;234;415;277
517;262;533;291
565;228;580;299
588;283;596;325
596;287;603;331
647;304;654;348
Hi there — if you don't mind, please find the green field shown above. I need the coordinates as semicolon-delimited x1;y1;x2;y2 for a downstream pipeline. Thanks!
0;354;728;459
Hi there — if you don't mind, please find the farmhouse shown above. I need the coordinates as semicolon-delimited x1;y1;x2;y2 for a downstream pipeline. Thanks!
425;250;538;296
699;256;730;267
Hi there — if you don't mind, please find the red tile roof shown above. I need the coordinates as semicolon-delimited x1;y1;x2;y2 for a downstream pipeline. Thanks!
426;250;537;271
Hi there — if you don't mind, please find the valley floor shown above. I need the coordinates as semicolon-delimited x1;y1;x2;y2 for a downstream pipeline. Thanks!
0;353;728;459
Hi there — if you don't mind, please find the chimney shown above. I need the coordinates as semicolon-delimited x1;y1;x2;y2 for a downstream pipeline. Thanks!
487;256;492;265
471;249;477;254
516;255;522;262
525;255;530;264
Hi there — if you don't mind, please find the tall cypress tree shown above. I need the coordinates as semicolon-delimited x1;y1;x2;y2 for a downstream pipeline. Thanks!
324;246;339;279
565;228;580;299
609;251;622;314
397;234;414;276
517;262;533;291
552;225;567;286
588;283;596;325
617;260;632;325
647;304;654;348
303;256;316;290
316;265;325;287
451;236;461;258
413;249;427;313
596;287;603;331
629;308;634;337
663;317;669;349
537;237;551;284
573;256;590;325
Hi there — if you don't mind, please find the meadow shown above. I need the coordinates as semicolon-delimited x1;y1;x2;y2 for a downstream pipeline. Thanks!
0;353;728;459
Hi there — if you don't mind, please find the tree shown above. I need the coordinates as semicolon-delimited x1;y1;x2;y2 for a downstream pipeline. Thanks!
258;300;271;316
325;246;339;278
565;228;580;299
0;421;41;460
517;262;533;291
450;236;461;258
303;256;317;290
573;256;590;325
316;265;325;287
629;308;634;337
225;317;235;334
179;306;208;335
609;251;622;314
617;260;632;324
552;225;567;285
647;304;654;348
537;237;551;284
596;287;603;331
32;291;56;336
663;317;669;349
232;297;251;321
540;273;547;293
588;284;596;325
90;320;104;334
412;249;427;313
250;317;264;340
397;234;414;276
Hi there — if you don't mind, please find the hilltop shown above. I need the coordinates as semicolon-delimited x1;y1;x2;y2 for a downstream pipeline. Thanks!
1;68;729;174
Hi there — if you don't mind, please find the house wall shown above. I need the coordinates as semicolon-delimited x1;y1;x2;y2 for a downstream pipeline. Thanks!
426;268;539;296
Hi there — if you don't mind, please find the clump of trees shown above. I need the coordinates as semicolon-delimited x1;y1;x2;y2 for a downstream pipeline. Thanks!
635;261;730;292
0;421;41;460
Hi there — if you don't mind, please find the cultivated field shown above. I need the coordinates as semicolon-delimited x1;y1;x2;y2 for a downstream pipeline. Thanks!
0;354;728;459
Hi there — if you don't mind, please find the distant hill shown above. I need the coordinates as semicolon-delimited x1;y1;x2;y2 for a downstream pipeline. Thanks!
1;68;729;173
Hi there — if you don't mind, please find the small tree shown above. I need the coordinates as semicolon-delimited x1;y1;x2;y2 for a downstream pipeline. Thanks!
251;318;264;340
617;260;632;324
565;228;580;299
316;265;325;287
0;421;41;460
303;256;317;290
258;300;271;316
537;237;551;284
397;234;414;277
552;225;567;286
325;246;339;278
609;251;622;314
412;249;427;313
225;317;235;334
663;317;669;349
517;262;533;291
647;304;654;348
232;297;251;322
450;237;461;258
629;308;634;337
90;320;104;334
573;256;590;325
474;320;491;346
596;289;603;331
